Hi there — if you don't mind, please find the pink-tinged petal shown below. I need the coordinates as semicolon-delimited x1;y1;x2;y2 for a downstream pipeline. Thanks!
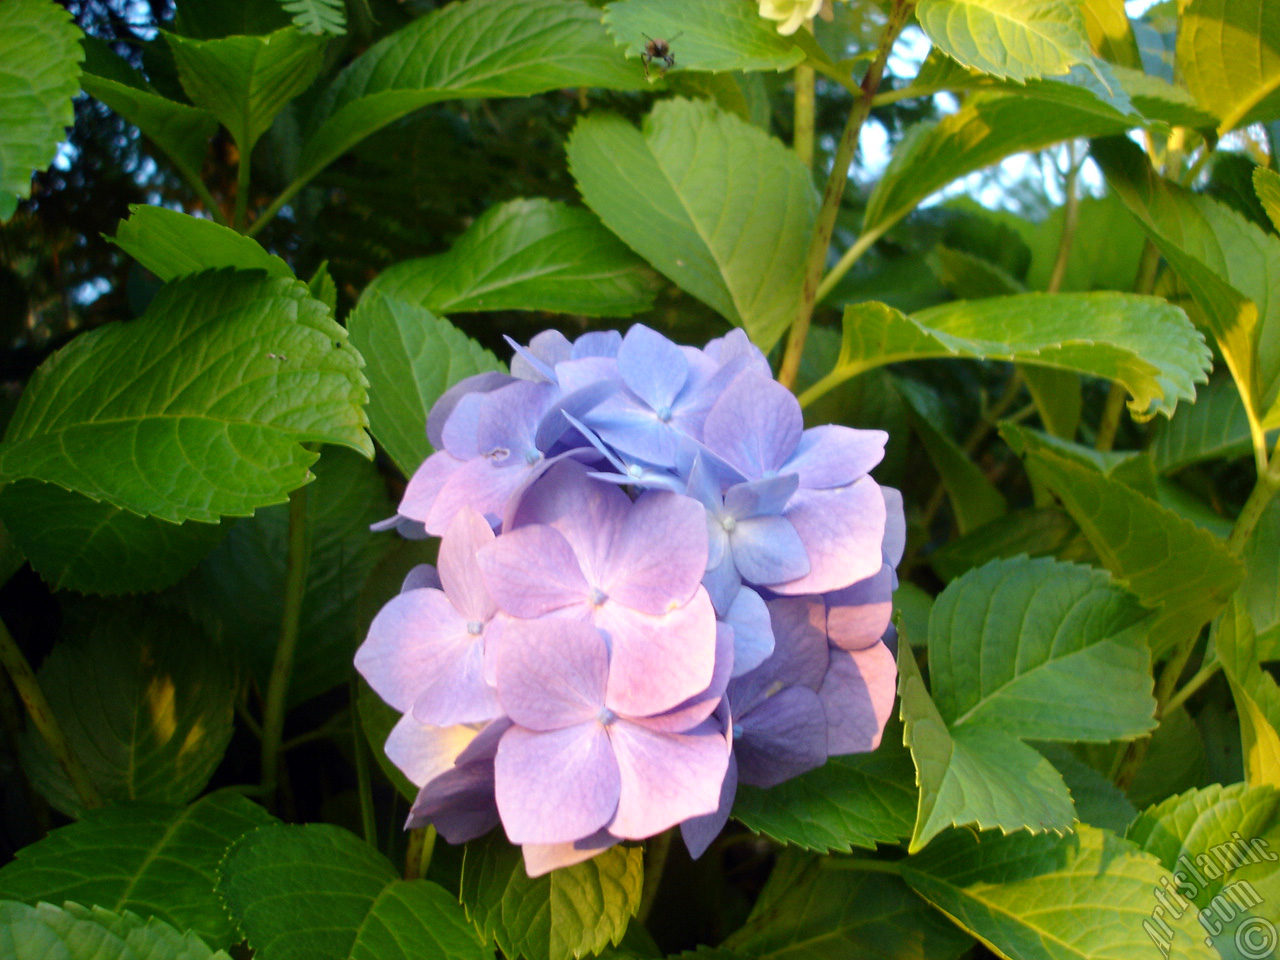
427;370;514;449
598;588;718;718
680;754;737;859
522;830;616;877
881;486;905;567
730;596;828;714
495;723;620;845
399;451;465;526
821;641;897;755
603;490;708;614
617;324;688;412
423;456;529;536
384;713;477;788
411;634;502;727
495;618;608;731
478;523;590;619
509;460;629;586
825;565;894;652
641;624;734;733
406;761;499;842
772;478;887;595
438;508;498;622
730;514;810;586
725;586;774;677
702;372;803;478
356;588;468;712
608;719;730;840
736;685;827;788
784;425;887;489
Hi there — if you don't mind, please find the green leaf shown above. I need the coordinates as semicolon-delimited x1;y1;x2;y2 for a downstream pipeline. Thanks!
861;92;1134;244
0;481;225;594
368;199;655;319
1256;165;1280;232
1021;193;1148;294
602;0;805;74
928;507;1093;583
723;851;973;960
298;0;644;194
732;714;917;853
1081;0;1141;69
0;0;83;215
167;26;327;153
900;825;1220;960
0;270;371;524
1005;424;1245;654
1035;744;1137;833
0;902;231;960
0;793;276;947
1178;0;1280;132
1150;374;1264;472
1217;596;1280;789
111;206;293;281
277;0;345;36
218;823;487;960
80;38;217;189
171;447;392;706
916;0;1097;82
802;294;1209;422
1094;136;1280;434
929;245;1025;299
568;98;817;352
347;293;504;478
1243;497;1280;650
459;832;643;960
18;601;234;817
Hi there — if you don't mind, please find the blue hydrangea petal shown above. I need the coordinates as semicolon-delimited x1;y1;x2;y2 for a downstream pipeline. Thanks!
384;712;477;788
617;324;689;414
437;508;498;623
735;685;828;788
572;330;623;359
639;623;734;734
783;424;887;489
723;473;799;520
427;370;514;449
770;479;887;596
477;523;592;619
522;829;618;877
703;371;803;478
729;596;829;716
680;753;737;859
356;587;466;713
724;586;774;677
729;514;810;585
603;489;708;615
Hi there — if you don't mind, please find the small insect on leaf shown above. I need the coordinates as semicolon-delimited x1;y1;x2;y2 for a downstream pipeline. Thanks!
641;32;681;79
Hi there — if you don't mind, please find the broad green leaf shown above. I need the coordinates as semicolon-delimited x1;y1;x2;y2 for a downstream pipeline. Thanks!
1081;0;1141;68
0;793;276;947
0;481;225;594
1257;165;1280;232
111;206;292;281
278;0;345;36
367;198;655;320
916;0;1097;82
1217;597;1280;788
900;825;1220;960
0;270;371;524
347;293;504;478
80;38;217;190
1243;497;1280;651
0;902;231;960
0;0;83;216
1150;374;1263;472
1178;0;1280;132
1035;744;1137;833
895;377;1008;533
568;98;817;352
732;714;917;853
723;851;973;960
602;0;805;74
174;0;292;40
218;823;487;960
298;0;645;194
861;92;1134;244
308;261;337;315
167;27;327;153
1005;425;1245;654
801;294;1208;422
928;507;1093;583
668;70;772;128
1095;137;1280;434
171;447;392;706
1022;193;1147;294
929;245;1025;299
460;832;643;960
1023;366;1083;440
19;601;234;817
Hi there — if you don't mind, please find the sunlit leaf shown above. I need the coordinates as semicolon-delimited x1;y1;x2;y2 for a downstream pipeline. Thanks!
111;205;293;281
1178;0;1280;132
916;0;1097;82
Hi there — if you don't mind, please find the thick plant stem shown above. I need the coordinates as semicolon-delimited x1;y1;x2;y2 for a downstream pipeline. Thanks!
637;828;673;924
794;25;816;171
0;618;103;811
1097;239;1162;452
1162;660;1221;717
233;148;252;232
1045;144;1081;296
776;0;914;390
259;482;312;804
404;826;436;880
1227;462;1280;555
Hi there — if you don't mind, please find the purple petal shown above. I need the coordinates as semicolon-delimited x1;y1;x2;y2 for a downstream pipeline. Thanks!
356;588;466;712
617;324;688;413
572;331;623;359
702;329;770;377
735;685;827;788
641;624;734;733
478;523;590;619
438;508;497;623
474;379;557;456
723;474;799;520
701;552;743;616
555;356;619;395
603;490;708;614
702;372;802;478
406;760;499;842
522;829;617;877
384;713;477;787
506;334;562;383
401;564;441;593
881;486;905;567
724;586;774;677
783;425;887;489
494;618;607;731
730;514;810;586
608;718;730;840
771;478;887;596
535;379;616;453
495;723;620;844
598;588;718;718
455;716;513;766
370;514;429;540
427;371;514;450
512;330;573;380
440;392;488;459
423;456;529;536
821;641;897;755
680;754;737;859
730;596;829;714
825;565;894;652
399;451;465;527
410;632;503;727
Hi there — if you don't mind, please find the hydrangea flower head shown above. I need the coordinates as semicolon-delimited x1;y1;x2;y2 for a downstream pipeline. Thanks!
757;0;826;35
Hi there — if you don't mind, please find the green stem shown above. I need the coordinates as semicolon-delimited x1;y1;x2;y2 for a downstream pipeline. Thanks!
637;828;673;925
1162;659;1221;717
246;179;302;239
1045;144;1081;296
794;28;816;171
404;826;436;880
259;482;312;804
776;0;915;390
0;618;103;810
1227;462;1280;555
1095;382;1127;452
352;689;376;846
232;146;253;232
